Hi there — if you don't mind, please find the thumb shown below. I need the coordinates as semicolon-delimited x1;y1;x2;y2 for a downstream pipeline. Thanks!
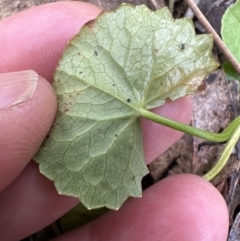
0;70;57;191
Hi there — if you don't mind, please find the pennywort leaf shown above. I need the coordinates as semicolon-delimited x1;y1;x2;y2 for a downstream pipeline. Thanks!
34;4;218;210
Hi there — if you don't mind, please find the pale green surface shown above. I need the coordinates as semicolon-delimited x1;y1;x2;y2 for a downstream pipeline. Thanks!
222;0;240;63
35;4;218;210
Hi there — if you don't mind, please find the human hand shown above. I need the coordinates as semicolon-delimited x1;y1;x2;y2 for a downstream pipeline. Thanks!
0;2;228;240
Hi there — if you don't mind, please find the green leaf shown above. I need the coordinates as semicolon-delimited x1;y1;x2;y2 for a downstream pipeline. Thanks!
222;0;240;63
59;203;109;232
223;61;240;81
34;4;218;210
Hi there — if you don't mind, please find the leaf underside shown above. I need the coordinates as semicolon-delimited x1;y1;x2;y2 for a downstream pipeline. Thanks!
34;4;218;210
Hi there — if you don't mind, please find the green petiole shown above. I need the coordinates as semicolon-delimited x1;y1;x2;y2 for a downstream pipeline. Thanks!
139;108;240;180
203;124;240;181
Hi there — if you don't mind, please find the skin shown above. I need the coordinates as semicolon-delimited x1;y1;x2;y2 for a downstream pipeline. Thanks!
0;2;229;240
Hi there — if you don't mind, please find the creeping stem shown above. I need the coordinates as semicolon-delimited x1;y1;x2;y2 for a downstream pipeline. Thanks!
203;124;240;180
139;108;240;180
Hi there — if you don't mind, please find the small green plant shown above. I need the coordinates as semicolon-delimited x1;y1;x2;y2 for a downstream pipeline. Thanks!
34;2;240;210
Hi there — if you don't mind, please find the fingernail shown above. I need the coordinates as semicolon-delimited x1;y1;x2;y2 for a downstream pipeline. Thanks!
0;70;38;109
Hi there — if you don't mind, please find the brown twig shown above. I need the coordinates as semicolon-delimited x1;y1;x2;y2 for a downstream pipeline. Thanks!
185;0;240;76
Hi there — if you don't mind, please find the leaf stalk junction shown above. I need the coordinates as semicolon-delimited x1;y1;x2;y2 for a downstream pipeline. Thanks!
139;108;240;181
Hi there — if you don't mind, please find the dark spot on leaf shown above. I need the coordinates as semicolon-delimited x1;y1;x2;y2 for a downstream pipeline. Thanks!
115;134;118;137
79;71;83;74
112;83;116;87
94;50;98;56
64;107;69;112
85;19;95;31
126;98;131;103
154;49;159;53
160;82;163;85
165;97;172;102
180;43;185;50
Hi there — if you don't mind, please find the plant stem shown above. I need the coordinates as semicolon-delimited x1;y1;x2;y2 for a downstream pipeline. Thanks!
139;108;240;143
203;124;240;181
185;0;240;76
169;0;174;13
139;108;240;181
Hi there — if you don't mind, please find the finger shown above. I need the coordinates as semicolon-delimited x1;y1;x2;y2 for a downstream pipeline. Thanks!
0;1;102;81
0;2;102;240
0;70;57;191
53;174;229;241
0;162;78;240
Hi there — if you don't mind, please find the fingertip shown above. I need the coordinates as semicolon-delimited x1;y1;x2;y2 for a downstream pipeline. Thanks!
59;174;228;241
119;174;229;241
154;174;229;241
0;1;102;80
0;71;57;190
0;161;79;240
